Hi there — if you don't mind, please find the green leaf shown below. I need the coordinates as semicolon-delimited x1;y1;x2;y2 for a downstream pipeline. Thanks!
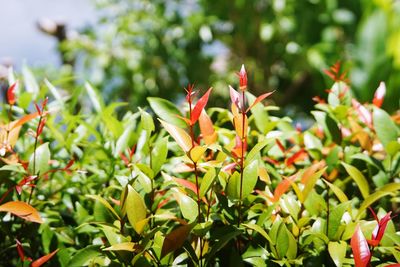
199;167;216;198
68;245;102;267
85;82;103;112
323;180;349;203
140;108;155;133
114;124;134;157
242;160;258;198
205;227;242;265
341;162;369;199
152;137;168;175
176;191;198;222
357;183;400;219
373;107;398;148
22;63;39;98
29;142;51;175
302;167;327;203
328;241;347;267
125;185;148;234
148;97;186;128
226;171;240;199
276;224;289;259
243;223;273;244
246;92;270;134
328;201;351;240
135;166;152;193
87;195;121;220
103;242;137;252
245;140;270;164
312;111;341;144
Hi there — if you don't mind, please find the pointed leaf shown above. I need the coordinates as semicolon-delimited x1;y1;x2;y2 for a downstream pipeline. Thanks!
191;88;212;124
199;167;216;198
31;249;59;267
242;160;258;198
198;110;217;145
323;180;349;203
0;201;43;223
29;142;51;175
103;242;137;252
152;137;168;175
125;185;147;234
373;107;398;148
148;97;186;128
342;163;369;199
351;225;370;267
272;174;297;202
246;91;274;112
189;145;207;163
161;225;192;259
176;191;198;222
328;241;347;267
159;119;192;152
84;82;103;112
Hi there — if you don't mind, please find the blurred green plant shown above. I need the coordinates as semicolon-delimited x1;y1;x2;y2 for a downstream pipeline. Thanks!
57;0;400;114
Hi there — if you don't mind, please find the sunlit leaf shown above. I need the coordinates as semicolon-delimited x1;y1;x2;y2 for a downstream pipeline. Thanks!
246;91;274;112
125;185;147;234
199;167;216;198
342;163;369;199
198;110;217;145
242;160;258;198
148;97;186;127
0;201;43;223
175;191;198;222
103;242;138;252
351;225;370;267
29;142;51;175
87;195;120;220
159;119;192;152
189;145;207;163
328;241;346;267
191;88;212;125
373;107;398;148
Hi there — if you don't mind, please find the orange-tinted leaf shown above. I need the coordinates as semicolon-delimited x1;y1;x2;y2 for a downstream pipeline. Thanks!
285;149;307;166
12;112;40;130
272;173;297;202
351;225;370;267
161;224;192;258
373;82;386;108
300;161;325;184
31;249;59;267
191;88;212;125
159;119;192;152
198;110;217;145
0;201;43;223
173;177;198;194
7;81;18;105
246;91;274;112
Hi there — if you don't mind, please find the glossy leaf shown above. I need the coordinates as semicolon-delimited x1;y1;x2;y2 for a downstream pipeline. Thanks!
198;110;217;145
342;163;369;199
87;195;121;220
103;242;137;252
199;167;216;198
125;185;147;234
373;107;398;148
68;245;102;267
152;137;168;175
301;167;327;203
246;91;274;112
242;160;258;198
191;88;212;125
29;142;51;175
189;145;207;163
31;249;59;267
351;225;370;267
148;97;186;128
328;201;351;240
159;119;192;152
176;191;198;222
226;171;240;199
272;173;298;202
84;82;103;112
323;180;349;203
140;108;155;133
328;241;346;267
161;225;192;259
0;201;43;223
243;223;273;244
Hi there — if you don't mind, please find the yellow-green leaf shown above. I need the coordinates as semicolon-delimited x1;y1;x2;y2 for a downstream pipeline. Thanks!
328;241;347;267
103;242;138;252
87;195;121;220
159;119;192;152
323;179;349;203
125;185;147;234
341;163;369;199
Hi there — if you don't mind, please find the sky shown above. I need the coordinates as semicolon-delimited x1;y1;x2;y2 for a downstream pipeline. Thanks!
0;0;96;68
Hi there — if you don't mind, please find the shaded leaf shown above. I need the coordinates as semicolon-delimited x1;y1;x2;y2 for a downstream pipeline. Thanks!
342;163;369;199
161;225;192;259
31;249;59;267
87;195;120;220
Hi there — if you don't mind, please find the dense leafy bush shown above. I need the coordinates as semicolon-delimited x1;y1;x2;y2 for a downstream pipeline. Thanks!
0;65;399;266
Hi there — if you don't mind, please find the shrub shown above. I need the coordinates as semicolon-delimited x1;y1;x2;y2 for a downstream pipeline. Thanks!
0;65;399;266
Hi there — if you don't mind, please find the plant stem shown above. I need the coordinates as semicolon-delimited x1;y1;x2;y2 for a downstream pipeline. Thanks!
28;115;43;204
238;90;246;227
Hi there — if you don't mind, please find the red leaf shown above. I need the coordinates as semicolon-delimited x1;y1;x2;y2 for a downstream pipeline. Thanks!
191;87;212;125
285;149;307;166
275;139;285;153
7;81;18;105
272;173;297;202
31;249;59;267
238;64;248;90
16;239;25;262
370;211;392;246
37;118;46;136
351;225;371;267
373;82;386;108
173;177;198;194
246;91;274;112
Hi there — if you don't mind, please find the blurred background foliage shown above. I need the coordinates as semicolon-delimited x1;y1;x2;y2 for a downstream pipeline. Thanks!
49;0;399;113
